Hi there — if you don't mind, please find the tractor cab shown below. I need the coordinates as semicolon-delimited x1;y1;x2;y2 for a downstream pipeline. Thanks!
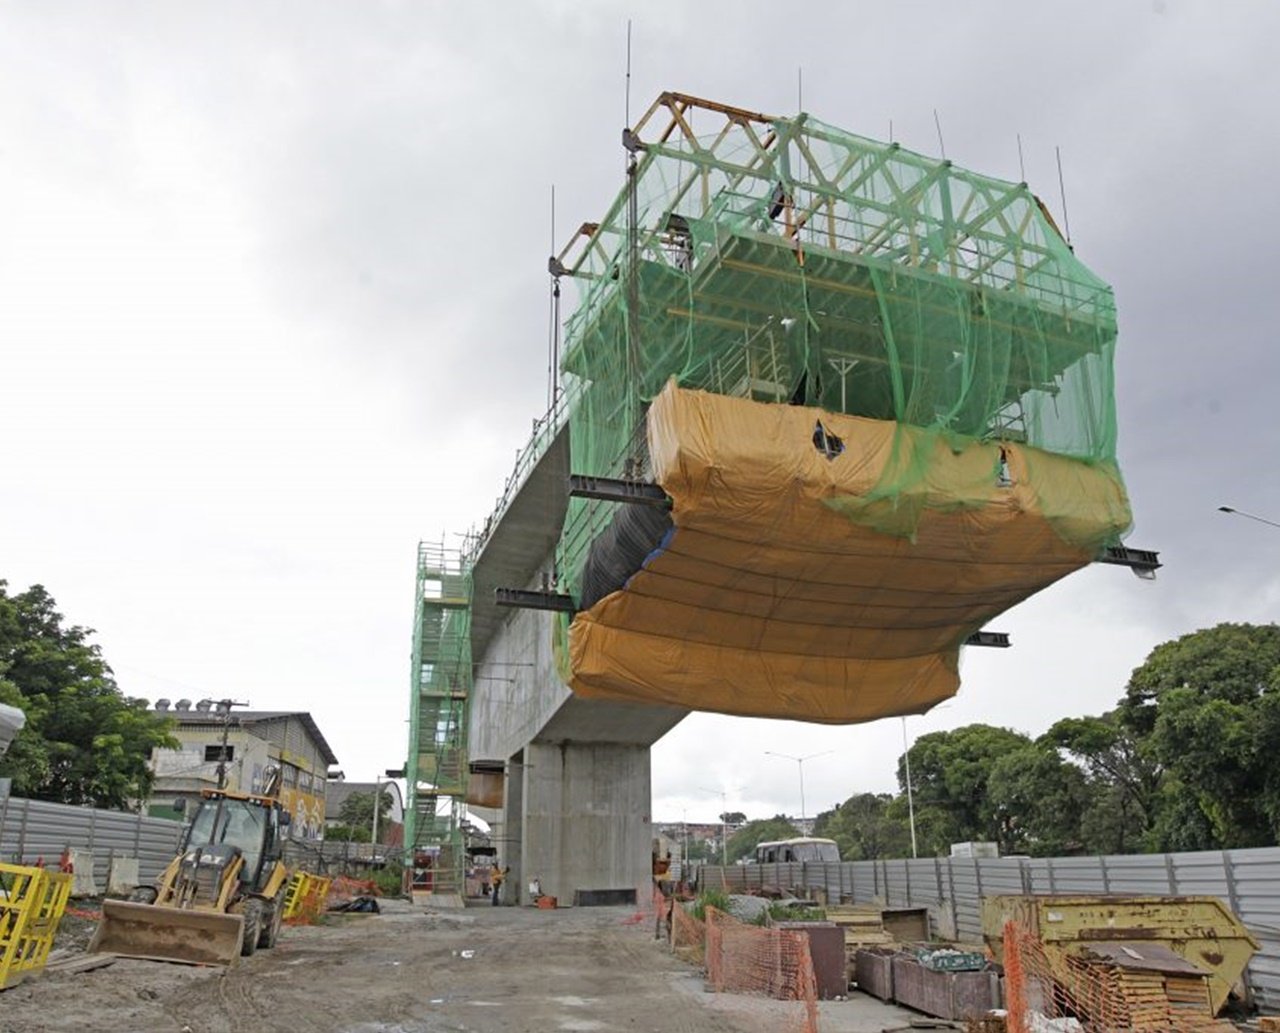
182;789;288;894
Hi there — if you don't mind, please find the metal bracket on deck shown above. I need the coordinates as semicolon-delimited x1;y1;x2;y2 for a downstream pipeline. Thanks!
964;630;1011;648
1096;545;1162;579
567;474;670;507
494;588;577;613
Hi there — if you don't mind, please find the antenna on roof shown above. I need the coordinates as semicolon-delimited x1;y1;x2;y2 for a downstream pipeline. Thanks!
624;19;632;129
1017;133;1026;183
547;184;559;411
1055;145;1073;246
888;119;894;144
933;109;947;161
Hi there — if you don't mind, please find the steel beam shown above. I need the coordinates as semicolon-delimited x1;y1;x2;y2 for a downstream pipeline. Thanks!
1097;545;1162;577
567;474;670;507
494;588;577;613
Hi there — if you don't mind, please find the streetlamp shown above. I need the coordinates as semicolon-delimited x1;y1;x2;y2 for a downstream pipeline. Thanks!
698;786;730;866
763;750;834;823
901;718;918;859
1218;506;1280;530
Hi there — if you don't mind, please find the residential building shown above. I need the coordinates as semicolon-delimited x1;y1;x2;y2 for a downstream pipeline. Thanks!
148;699;338;840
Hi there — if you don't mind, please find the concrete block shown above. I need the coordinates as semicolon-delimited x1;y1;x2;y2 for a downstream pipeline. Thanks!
106;856;139;895
68;848;99;896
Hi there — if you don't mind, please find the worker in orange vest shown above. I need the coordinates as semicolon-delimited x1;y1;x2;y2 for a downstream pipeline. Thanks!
490;864;509;906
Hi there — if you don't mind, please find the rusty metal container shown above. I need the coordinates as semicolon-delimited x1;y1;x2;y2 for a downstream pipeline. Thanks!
854;947;896;1001
982;894;1259;1015
891;953;1002;1021
775;921;847;999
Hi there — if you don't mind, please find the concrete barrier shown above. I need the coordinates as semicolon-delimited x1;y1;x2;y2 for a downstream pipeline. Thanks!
68;848;98;896
106;856;139;895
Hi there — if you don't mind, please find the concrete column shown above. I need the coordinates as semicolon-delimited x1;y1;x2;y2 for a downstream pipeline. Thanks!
500;750;524;904
521;741;651;907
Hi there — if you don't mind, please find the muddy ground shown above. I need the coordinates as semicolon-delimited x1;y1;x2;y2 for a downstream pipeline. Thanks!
2;900;914;1033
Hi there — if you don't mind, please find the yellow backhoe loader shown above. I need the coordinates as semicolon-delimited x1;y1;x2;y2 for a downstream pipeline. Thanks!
88;769;292;966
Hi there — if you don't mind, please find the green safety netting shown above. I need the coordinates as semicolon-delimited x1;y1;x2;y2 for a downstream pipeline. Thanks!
552;95;1124;602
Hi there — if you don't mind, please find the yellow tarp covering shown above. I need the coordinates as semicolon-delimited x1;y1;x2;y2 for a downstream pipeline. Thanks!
567;383;1131;723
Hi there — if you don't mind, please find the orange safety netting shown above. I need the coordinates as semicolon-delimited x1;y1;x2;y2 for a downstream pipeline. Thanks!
325;875;378;909
670;898;706;964
704;906;819;1033
1003;920;1235;1033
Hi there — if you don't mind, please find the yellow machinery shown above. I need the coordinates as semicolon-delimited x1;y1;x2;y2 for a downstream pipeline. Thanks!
983;894;1259;1015
89;779;292;966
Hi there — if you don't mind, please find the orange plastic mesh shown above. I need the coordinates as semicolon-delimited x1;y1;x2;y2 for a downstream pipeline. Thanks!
704;906;820;1033
1003;920;1234;1033
669;897;706;965
326;875;378;909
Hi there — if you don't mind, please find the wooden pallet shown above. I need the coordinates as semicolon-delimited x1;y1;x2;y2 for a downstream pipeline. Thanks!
825;905;893;948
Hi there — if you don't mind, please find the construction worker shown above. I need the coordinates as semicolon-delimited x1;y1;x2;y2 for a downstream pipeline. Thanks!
490;863;509;906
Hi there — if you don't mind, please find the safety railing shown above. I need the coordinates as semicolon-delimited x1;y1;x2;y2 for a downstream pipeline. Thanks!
0;863;73;990
282;871;332;925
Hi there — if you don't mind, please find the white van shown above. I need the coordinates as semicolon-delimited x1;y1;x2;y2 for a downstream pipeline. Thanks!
755;837;840;864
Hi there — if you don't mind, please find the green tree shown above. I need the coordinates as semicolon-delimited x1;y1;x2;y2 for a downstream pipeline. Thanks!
898;724;1032;853
325;822;372;843
1119;623;1280;849
986;745;1089;856
813;792;912;860
0;582;176;809
337;788;394;836
1042;713;1160;853
725;816;801;862
684;839;713;862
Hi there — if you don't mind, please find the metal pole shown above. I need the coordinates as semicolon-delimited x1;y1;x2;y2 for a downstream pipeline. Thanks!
902;717;918;859
371;774;381;847
1218;505;1280;530
214;699;247;790
764;750;834;825
720;792;727;866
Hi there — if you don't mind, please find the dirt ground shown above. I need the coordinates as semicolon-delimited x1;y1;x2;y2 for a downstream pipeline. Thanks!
1;899;917;1033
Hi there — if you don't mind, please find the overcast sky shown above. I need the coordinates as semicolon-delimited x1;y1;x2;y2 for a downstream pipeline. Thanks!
3;2;1279;826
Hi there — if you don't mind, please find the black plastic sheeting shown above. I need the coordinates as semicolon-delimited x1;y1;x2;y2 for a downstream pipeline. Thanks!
328;896;380;913
578;503;673;611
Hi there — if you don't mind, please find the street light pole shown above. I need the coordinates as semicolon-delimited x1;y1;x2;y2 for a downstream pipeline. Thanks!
763;750;835;823
698;786;729;865
902;717;918;859
371;774;382;847
1219;506;1280;530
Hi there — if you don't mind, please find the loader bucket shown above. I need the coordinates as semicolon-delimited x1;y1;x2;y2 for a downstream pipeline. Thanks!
88;899;245;967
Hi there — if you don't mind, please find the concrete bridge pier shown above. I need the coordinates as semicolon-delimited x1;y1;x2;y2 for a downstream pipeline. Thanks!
468;428;685;906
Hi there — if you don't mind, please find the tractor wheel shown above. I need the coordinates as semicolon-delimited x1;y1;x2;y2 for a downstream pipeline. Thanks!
239;901;263;957
257;889;285;949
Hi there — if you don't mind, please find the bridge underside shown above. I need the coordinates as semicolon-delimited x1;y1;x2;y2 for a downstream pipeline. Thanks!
468;425;686;905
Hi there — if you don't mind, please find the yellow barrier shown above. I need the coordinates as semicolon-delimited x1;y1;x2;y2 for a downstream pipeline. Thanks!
282;871;332;924
0;863;73;990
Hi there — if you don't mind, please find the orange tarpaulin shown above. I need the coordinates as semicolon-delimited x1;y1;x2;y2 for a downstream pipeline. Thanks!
566;383;1130;723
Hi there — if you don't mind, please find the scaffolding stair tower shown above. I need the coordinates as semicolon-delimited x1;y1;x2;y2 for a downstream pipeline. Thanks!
404;541;472;905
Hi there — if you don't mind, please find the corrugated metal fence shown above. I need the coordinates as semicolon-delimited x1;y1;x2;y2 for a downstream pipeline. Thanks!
0;794;184;886
699;847;1280;1010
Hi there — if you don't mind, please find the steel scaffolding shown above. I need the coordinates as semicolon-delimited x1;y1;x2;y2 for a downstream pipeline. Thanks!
404;541;472;899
